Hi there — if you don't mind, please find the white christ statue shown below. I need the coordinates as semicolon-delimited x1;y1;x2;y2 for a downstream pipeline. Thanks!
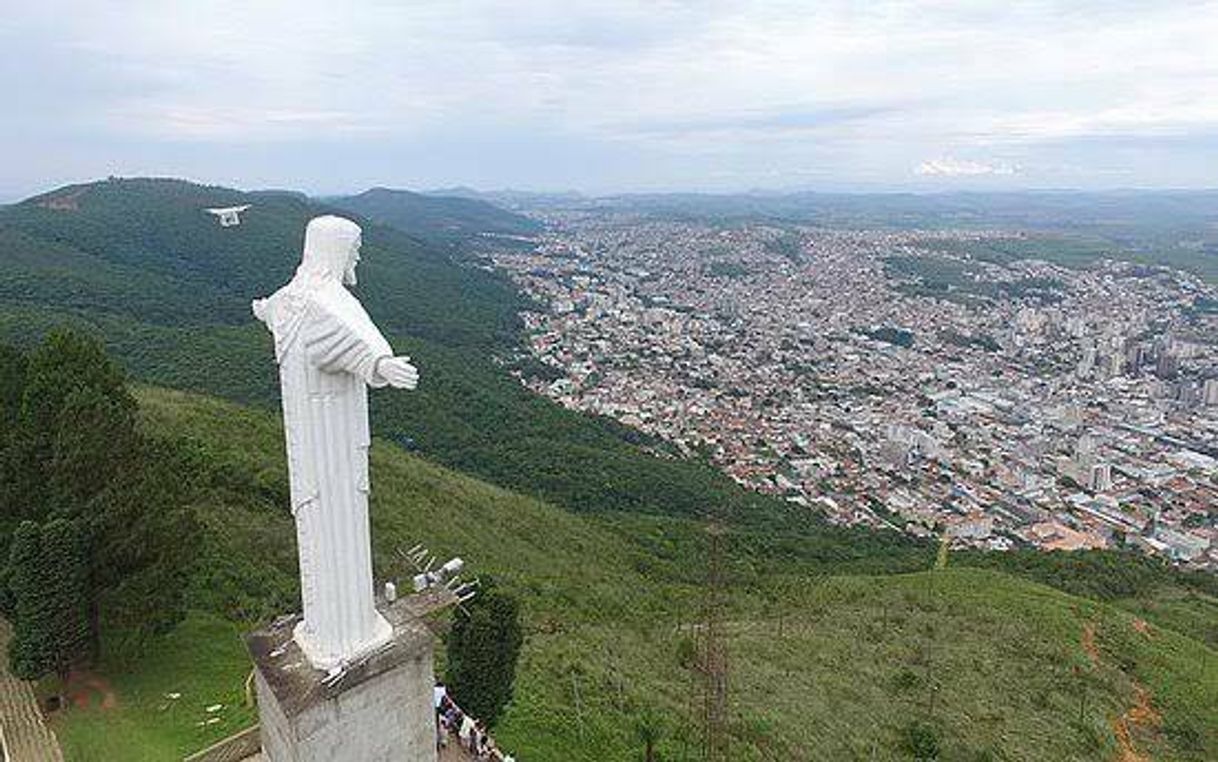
253;215;419;671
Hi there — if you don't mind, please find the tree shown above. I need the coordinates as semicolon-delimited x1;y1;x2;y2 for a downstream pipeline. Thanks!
634;705;666;762
5;519;91;681
39;518;92;677
0;344;29;530
47;385;141;519
446;578;523;726
17;329;135;515
0;344;25;429
6;521;51;679
91;436;200;640
1;330;199;663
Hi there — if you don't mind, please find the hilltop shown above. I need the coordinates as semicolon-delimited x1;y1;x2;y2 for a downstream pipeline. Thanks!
46;386;1218;761
330;187;542;243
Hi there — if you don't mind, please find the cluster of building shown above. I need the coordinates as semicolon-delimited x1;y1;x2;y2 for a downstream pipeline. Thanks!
484;213;1218;571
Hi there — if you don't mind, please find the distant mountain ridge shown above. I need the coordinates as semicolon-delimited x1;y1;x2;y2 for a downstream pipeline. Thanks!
329;186;541;242
424;186;587;210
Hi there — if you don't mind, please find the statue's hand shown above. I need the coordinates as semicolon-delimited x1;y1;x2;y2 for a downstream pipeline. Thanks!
376;356;419;390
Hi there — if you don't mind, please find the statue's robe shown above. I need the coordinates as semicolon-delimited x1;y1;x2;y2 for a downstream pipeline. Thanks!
254;277;393;669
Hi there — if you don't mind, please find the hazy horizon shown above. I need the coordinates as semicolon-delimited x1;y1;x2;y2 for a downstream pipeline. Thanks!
9;177;1218;207
4;1;1217;200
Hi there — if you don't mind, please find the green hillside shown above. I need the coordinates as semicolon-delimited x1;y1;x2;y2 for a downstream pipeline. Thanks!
330;187;542;243
47;387;1218;761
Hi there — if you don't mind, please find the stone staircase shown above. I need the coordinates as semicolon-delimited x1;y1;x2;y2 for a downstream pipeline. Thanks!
0;619;65;762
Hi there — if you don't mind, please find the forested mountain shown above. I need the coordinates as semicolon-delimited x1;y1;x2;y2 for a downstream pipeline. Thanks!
423;186;587;212
330;186;541;243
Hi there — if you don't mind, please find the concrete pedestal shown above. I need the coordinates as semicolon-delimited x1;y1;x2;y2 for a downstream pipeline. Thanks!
247;596;448;762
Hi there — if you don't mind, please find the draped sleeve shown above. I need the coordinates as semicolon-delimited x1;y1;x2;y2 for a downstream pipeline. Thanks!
300;282;395;386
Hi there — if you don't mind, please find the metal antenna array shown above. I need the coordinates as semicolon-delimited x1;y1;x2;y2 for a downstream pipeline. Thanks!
398;543;480;605
699;522;729;762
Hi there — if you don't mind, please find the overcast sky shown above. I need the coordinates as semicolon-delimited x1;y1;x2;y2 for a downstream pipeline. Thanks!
3;0;1217;199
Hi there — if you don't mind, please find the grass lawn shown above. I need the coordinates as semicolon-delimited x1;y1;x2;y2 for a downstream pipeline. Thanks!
49;611;255;761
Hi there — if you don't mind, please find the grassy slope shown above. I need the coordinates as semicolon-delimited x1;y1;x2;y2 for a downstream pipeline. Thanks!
50;387;1218;761
52;612;256;762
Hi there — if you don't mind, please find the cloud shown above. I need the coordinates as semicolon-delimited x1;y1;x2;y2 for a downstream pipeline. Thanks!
1;0;1217;194
914;158;1019;177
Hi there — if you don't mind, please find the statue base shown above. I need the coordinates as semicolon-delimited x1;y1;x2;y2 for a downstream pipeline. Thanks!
292;612;394;673
246;594;453;762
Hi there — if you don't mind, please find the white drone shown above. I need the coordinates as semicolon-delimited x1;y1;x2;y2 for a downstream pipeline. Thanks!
205;204;251;227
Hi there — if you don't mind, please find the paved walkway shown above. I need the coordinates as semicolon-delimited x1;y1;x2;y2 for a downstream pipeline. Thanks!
440;744;472;761
245;744;470;760
0;619;65;762
248;746;471;761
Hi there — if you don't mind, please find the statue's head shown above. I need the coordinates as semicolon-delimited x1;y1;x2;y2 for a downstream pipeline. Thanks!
301;215;363;285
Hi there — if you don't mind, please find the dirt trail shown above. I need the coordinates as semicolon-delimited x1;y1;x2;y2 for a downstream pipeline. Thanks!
1082;621;1100;667
1081;619;1163;762
65;671;118;710
1111;682;1161;762
1111;715;1145;762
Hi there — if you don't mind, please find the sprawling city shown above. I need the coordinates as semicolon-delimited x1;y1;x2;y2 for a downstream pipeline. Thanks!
490;213;1218;571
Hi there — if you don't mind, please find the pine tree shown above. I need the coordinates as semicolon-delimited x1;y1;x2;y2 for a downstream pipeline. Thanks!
5;519;91;681
446;579;524;726
48;385;140;519
89;435;199;640
0;343;25;427
7;521;52;679
40;518;92;678
17;329;135;516
0;343;28;526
